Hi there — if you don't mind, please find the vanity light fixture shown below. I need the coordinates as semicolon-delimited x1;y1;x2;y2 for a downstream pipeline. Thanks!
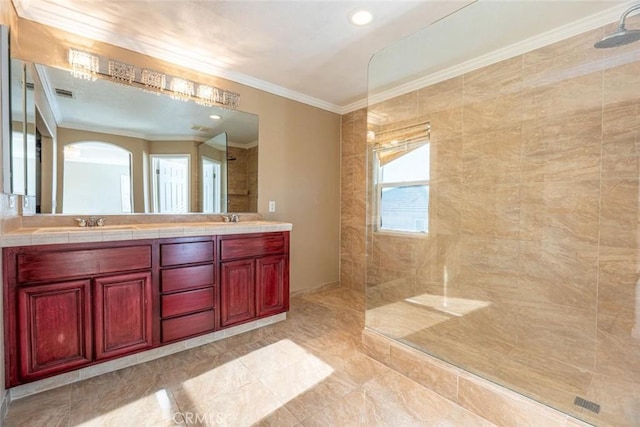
107;60;135;84
141;69;166;92
222;91;241;109
348;9;373;26
68;49;99;81
196;84;221;106
169;78;195;102
66;48;240;109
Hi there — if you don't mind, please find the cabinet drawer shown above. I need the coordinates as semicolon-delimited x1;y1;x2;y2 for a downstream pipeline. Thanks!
161;310;215;342
161;265;214;293
220;234;285;260
161;241;214;266
162;287;214;318
17;246;151;284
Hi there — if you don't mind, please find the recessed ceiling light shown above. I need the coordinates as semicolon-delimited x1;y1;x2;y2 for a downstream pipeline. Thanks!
210;114;221;120
348;9;373;26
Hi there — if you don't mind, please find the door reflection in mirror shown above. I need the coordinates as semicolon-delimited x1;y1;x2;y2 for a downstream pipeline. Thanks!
200;131;227;213
62;142;132;214
151;155;189;213
202;157;221;213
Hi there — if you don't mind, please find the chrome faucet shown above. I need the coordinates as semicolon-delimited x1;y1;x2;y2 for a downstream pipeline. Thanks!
223;214;240;223
75;216;106;227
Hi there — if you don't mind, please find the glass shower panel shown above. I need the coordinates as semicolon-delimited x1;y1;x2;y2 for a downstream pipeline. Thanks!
366;2;640;426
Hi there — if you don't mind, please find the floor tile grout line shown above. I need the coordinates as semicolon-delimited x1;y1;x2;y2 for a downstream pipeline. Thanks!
254;376;304;424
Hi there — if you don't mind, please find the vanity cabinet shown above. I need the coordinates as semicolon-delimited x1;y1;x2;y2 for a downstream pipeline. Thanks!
256;255;288;317
220;259;256;326
94;272;152;360
4;242;153;386
159;239;217;343
3;230;290;388
219;232;289;327
16;279;92;381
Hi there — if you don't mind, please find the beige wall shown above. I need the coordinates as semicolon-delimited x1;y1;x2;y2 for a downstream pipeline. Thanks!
340;109;367;292
358;18;640;427
10;16;341;292
39;135;54;212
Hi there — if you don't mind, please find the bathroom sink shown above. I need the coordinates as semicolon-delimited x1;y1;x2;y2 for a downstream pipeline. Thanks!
33;225;138;233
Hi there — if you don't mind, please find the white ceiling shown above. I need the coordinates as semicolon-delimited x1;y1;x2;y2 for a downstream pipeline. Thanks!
11;0;636;114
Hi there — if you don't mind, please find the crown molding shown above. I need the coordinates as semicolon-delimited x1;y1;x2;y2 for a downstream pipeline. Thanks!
227;140;258;149
337;99;368;115
12;1;345;114
14;1;635;117
343;2;633;114
58;121;207;142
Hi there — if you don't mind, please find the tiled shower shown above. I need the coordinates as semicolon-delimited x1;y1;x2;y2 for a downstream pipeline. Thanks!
341;8;640;427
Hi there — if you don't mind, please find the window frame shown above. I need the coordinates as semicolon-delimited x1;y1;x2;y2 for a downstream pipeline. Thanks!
373;142;430;237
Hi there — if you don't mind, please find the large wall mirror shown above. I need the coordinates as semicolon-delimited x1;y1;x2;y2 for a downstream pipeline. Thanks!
10;58;258;215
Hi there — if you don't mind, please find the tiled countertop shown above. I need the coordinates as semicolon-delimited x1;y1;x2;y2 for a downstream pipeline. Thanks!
0;221;293;247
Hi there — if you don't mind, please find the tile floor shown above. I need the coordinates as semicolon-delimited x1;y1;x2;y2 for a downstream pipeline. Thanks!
3;286;494;426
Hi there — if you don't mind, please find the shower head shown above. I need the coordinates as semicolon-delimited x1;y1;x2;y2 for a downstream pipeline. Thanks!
595;3;640;48
594;28;640;48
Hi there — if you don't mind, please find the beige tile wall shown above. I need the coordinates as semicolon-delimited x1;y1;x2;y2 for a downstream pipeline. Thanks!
345;17;640;427
247;146;258;212
227;146;259;213
227;146;249;212
340;109;367;292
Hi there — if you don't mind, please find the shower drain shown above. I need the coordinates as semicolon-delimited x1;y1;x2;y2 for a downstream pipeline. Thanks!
574;396;601;414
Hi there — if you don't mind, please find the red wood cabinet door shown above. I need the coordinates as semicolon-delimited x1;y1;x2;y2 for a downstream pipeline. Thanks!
256;256;288;317
17;280;93;381
94;272;152;360
220;259;256;327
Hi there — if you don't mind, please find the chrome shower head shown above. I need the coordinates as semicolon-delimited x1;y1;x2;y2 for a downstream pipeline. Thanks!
595;3;640;48
594;28;640;48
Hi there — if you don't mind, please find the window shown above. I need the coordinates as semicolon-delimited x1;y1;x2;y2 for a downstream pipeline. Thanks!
375;142;430;234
